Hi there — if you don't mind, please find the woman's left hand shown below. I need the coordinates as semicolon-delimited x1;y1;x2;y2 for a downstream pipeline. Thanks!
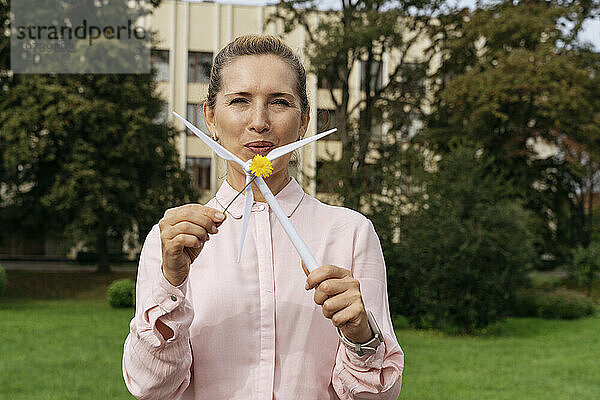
303;264;373;344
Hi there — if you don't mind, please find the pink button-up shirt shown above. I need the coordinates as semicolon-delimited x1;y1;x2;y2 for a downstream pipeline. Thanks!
123;177;403;399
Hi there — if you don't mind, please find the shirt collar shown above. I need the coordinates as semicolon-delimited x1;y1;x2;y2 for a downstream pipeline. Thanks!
215;177;305;219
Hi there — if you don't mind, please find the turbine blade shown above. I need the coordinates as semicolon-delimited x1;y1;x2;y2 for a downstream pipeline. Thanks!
173;112;245;167
254;176;320;272
266;128;337;162
237;174;253;263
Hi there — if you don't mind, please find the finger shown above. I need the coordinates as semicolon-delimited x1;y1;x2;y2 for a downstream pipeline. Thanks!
321;292;355;319
330;302;364;328
164;210;220;235
306;265;351;290
164;233;203;256
164;204;226;227
313;278;351;305
163;223;209;245
164;220;211;241
208;208;227;225
301;261;309;277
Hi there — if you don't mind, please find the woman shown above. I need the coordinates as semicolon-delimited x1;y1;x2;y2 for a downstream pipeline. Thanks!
123;35;403;399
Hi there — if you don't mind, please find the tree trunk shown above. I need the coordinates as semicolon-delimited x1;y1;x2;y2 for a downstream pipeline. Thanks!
96;225;111;274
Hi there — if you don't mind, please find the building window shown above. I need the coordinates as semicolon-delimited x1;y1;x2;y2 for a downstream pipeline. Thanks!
188;52;213;83
186;103;209;136
151;49;169;82
360;60;383;93
186;157;211;191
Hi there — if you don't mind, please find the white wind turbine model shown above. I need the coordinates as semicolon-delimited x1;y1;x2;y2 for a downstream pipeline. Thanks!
173;112;336;273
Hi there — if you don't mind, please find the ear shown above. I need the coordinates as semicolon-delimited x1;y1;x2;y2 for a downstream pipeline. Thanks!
299;106;310;138
203;102;217;135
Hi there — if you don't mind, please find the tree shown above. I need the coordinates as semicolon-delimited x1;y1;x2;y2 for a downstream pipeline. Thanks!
269;0;436;210
0;0;197;272
422;0;600;265
386;142;536;333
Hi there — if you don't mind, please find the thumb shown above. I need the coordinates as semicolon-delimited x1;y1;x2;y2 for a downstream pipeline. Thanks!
301;261;309;277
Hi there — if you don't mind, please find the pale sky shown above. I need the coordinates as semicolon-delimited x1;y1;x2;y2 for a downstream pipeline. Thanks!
181;0;600;50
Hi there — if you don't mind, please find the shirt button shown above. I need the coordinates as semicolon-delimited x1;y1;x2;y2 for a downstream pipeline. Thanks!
170;295;177;302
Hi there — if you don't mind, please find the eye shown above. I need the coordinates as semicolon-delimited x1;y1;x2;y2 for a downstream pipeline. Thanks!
228;98;248;105
273;99;291;106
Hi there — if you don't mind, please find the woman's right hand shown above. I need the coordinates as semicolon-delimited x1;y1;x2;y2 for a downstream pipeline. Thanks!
158;204;226;286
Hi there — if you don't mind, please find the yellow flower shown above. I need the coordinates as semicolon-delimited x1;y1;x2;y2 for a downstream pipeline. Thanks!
250;154;273;178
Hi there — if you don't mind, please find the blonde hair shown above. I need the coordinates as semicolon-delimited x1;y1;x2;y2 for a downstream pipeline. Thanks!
207;35;309;114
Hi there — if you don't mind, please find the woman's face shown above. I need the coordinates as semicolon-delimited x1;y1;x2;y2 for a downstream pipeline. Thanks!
204;54;310;182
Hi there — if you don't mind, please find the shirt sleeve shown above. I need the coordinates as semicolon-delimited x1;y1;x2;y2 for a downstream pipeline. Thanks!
332;217;404;399
122;224;194;400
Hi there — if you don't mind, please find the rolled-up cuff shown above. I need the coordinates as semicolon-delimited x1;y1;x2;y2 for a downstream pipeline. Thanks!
142;274;192;346
342;338;386;370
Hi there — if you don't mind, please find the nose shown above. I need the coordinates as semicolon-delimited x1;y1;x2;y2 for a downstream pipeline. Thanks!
249;103;270;134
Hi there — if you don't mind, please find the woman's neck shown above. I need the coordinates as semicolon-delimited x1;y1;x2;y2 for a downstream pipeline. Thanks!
226;168;291;202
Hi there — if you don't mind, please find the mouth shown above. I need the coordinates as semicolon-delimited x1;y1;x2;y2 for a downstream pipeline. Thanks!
244;141;275;156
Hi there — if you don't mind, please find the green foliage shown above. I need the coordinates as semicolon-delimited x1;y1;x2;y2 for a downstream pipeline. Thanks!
536;289;596;319
568;243;600;296
388;143;536;333
0;264;7;296
423;0;600;265
512;289;540;318
513;288;596;319
107;279;135;308
527;272;563;291
393;314;410;330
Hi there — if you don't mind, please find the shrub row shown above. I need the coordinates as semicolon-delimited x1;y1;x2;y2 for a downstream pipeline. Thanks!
513;288;596;320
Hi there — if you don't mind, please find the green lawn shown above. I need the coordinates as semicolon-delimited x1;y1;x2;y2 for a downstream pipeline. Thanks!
0;299;136;400
1;271;599;399
398;316;600;399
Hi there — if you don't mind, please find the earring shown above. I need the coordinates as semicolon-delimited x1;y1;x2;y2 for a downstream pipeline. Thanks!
212;133;219;142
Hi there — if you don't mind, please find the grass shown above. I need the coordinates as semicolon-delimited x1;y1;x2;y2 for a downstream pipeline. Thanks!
1;270;137;400
398;316;600;399
0;299;136;400
0;270;599;399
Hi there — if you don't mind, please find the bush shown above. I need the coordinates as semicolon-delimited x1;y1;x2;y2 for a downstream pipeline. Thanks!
107;279;135;308
513;288;595;319
387;143;537;334
0;265;7;296
512;289;539;317
568;243;600;296
393;314;410;330
536;289;595;319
